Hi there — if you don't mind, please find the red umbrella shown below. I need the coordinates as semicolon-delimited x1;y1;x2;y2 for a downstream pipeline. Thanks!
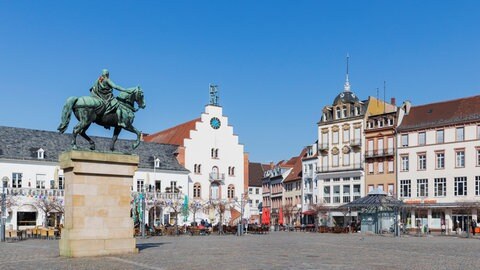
278;207;284;225
266;208;271;225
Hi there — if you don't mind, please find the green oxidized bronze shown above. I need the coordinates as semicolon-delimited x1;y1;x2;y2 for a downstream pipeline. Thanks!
57;69;146;151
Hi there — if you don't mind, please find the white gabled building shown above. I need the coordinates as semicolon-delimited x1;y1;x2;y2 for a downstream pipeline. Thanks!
144;86;248;225
0;126;189;230
301;143;318;212
396;95;480;234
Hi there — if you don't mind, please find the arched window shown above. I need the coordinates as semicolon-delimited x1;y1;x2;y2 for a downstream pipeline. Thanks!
194;164;198;173
193;182;201;198
215;149;219;158
231;167;235;176
210;182;220;200
198;164;201;174
211;148;215;158
228;184;235;199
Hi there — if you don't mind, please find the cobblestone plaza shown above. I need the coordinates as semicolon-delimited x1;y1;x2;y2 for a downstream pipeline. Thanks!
1;232;479;270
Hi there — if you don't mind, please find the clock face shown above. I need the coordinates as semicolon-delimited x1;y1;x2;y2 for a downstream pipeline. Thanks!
210;117;221;129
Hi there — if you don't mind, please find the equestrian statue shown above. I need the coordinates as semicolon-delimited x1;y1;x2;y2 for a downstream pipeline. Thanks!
57;69;146;151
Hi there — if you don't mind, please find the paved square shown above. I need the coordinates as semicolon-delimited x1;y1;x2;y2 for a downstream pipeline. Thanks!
0;232;479;269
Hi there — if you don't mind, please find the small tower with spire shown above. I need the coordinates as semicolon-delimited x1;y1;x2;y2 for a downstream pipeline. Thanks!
209;83;219;106
344;53;351;92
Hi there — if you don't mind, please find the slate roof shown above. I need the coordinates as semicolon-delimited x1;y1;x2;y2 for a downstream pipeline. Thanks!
248;162;265;187
0;126;188;171
143;118;201;146
397;95;480;132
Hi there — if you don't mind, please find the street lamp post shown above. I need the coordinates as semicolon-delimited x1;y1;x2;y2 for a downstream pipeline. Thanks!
1;176;9;242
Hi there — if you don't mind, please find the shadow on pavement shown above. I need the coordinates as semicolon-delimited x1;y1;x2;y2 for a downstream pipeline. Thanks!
136;242;170;251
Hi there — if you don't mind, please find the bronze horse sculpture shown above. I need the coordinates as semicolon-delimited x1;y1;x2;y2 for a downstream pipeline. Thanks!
57;87;146;151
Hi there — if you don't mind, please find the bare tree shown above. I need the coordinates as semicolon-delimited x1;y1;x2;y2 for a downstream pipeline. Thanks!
282;203;295;228
209;200;227;234
188;201;203;226
309;203;330;232
34;197;63;227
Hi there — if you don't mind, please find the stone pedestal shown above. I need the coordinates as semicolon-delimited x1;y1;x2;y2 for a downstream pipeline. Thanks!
59;150;138;257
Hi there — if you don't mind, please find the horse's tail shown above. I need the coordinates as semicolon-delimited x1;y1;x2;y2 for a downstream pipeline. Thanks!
57;96;78;134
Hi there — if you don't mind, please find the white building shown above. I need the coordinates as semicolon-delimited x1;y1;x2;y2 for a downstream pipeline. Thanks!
0;126;189;230
144;86;248;225
302;143;318;212
247;162;265;224
396;96;480;234
314;67;394;225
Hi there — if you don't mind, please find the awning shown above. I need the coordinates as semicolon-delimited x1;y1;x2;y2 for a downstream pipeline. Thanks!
302;210;315;215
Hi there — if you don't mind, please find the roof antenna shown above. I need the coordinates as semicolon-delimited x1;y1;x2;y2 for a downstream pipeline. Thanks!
344;53;351;92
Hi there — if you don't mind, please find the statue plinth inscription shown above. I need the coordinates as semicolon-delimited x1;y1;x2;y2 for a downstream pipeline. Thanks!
59;150;138;257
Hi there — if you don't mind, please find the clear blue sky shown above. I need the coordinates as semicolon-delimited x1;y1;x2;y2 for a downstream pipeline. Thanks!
1;1;479;163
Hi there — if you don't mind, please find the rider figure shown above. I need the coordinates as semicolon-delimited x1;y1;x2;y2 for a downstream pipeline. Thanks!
90;69;131;128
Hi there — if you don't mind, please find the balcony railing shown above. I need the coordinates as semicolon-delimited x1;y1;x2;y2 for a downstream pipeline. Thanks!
365;148;395;158
350;139;362;147
4;187;64;197
318;143;329;151
304;187;313;194
131;191;182;201
304;171;314;178
209;172;225;182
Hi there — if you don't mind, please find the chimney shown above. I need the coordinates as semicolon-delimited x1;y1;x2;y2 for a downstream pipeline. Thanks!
390;97;396;106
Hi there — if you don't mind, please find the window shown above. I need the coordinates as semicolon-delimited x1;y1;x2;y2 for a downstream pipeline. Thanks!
343;129;350;142
333;185;340;203
456;127;464;141
336;107;341;119
228;185;235;199
228;166;235;176
193;183;201;198
256;188;260;195
154;158;160;168
455;150;465;168
248;188;253;194
388;160;394;173
378;160;384;174
400;180;411;198
333;131;339;144
476;176;480;196
418;154;426;170
211;148;219;159
333;178;340;182
170;181;177;193
37;148;45;159
323;186;331;203
478;125;480;139
12;173;22;188
388;184;394;196
155;180;161;192
454;177;467;196
332;154;339;167
353;184;361;200
436;152;445;169
401;134;409;147
343;153;350;166
368;162;374;174
418;132;426;145
378;138;384;151
355;106;360;116
57;175;64;190
343;185;350;203
342;106;347;118
401;156;409;171
477;149;480;166
137;179;144;192
417;179;428;197
194;164;202;174
436;130;444;144
368;185;374;192
377;184;384;191
434;178;446;197
36;174;46;189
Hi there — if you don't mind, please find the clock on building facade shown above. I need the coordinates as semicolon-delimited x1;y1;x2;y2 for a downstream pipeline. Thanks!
210;117;221;129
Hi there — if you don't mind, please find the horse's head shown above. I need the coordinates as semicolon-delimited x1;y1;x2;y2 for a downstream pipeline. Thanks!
133;86;146;109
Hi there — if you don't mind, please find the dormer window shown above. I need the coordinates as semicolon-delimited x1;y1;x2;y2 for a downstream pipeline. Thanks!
342;106;347;118
336;107;341;119
154;158;160;168
37;148;45;159
354;106;360;116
